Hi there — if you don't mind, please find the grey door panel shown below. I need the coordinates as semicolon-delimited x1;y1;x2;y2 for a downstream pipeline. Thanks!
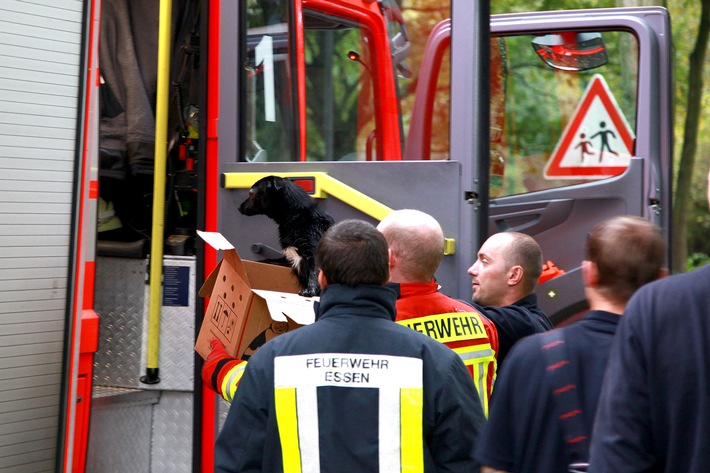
217;161;466;299
491;157;645;320
490;199;574;234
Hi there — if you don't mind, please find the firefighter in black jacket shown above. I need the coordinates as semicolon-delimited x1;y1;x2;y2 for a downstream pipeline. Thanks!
215;219;484;473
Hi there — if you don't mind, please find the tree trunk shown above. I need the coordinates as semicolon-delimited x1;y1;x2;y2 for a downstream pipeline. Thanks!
673;0;710;273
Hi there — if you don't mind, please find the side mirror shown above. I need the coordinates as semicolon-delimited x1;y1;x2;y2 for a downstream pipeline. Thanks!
532;32;608;71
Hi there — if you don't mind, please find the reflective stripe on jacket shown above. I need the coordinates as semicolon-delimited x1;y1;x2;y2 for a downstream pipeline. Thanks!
391;281;499;415
274;353;425;472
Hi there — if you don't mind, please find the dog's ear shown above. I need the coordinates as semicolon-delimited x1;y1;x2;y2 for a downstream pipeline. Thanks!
270;176;286;191
259;176;285;192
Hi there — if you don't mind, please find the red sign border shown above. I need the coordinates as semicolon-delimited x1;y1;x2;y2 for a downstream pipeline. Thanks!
544;75;635;178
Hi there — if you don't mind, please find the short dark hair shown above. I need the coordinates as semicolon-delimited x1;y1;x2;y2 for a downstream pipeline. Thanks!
505;232;543;292
586;215;665;304
316;219;389;286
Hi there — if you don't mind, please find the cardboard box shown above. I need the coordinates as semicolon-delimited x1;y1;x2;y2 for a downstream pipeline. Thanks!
195;231;317;360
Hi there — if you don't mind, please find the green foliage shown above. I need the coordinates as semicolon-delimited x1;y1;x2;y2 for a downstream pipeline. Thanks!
686;165;710;254
491;0;616;15
493;0;710;264
686;252;710;271
303;29;363;161
667;0;710;268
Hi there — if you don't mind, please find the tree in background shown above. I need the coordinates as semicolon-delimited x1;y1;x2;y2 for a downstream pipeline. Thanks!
673;0;710;272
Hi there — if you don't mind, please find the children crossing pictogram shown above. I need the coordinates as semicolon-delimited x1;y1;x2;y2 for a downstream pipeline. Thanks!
544;74;635;179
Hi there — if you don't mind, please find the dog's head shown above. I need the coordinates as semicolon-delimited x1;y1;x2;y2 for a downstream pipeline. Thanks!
238;175;290;217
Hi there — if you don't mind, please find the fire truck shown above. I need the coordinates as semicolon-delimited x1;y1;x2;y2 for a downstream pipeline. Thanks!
0;0;672;471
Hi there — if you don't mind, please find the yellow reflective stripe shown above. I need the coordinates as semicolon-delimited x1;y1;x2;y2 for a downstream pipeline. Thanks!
397;312;488;343
221;361;247;403
400;387;424;472
471;361;489;417
453;344;497;417
275;387;302;473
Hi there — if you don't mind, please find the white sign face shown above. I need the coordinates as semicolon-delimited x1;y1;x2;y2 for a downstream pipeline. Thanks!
544;74;636;179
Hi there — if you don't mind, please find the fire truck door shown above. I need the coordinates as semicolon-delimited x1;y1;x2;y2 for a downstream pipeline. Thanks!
217;162;465;299
484;8;672;323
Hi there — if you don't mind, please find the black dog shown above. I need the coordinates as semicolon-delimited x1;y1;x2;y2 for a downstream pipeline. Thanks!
239;176;334;297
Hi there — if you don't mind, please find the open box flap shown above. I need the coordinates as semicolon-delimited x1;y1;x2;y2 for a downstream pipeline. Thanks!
252;289;318;326
197;230;250;291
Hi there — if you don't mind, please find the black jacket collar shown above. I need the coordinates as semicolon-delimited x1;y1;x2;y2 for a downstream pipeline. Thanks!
316;284;397;322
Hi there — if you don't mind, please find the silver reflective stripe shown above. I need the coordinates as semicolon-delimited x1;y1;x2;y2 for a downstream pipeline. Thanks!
223;363;247;402
274;353;424;473
476;361;486;405
454;345;496;416
379;387;401;471
456;347;494;362
296;386;320;473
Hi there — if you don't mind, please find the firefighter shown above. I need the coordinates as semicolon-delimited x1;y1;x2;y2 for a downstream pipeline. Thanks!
589;169;710;472
214;220;484;472
377;209;498;415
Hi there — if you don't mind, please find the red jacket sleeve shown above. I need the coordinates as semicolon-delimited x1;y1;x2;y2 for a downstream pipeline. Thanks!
201;338;248;402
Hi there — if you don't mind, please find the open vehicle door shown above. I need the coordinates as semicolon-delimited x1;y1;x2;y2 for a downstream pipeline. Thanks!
410;7;672;322
487;8;672;322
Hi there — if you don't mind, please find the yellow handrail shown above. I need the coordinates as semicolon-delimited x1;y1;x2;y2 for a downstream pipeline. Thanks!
143;0;172;384
222;171;456;255
223;171;393;221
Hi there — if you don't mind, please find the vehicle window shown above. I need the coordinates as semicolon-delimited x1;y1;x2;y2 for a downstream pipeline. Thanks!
399;2;452;161
491;31;639;197
243;0;296;162
302;18;373;162
243;2;376;162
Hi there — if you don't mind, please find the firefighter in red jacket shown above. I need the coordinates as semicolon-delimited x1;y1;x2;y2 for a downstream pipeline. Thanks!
378;209;498;414
203;209;498;414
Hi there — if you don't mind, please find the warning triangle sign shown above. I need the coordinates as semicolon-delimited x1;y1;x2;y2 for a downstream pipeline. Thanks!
544;74;635;179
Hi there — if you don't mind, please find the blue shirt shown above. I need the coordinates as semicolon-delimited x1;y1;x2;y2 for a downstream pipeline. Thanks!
475;310;619;473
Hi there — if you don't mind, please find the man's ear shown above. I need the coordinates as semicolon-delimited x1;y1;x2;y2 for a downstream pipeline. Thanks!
582;260;599;287
507;265;523;286
388;249;396;270
317;269;327;289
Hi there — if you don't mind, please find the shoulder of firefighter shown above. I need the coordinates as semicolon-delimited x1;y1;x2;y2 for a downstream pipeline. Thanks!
395;293;499;417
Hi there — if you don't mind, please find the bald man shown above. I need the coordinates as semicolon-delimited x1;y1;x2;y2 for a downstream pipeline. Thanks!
468;232;553;365
378;209;499;414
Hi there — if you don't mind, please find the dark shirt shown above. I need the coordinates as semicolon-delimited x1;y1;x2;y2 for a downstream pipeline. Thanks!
590;263;710;473
472;294;553;365
475;311;619;473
